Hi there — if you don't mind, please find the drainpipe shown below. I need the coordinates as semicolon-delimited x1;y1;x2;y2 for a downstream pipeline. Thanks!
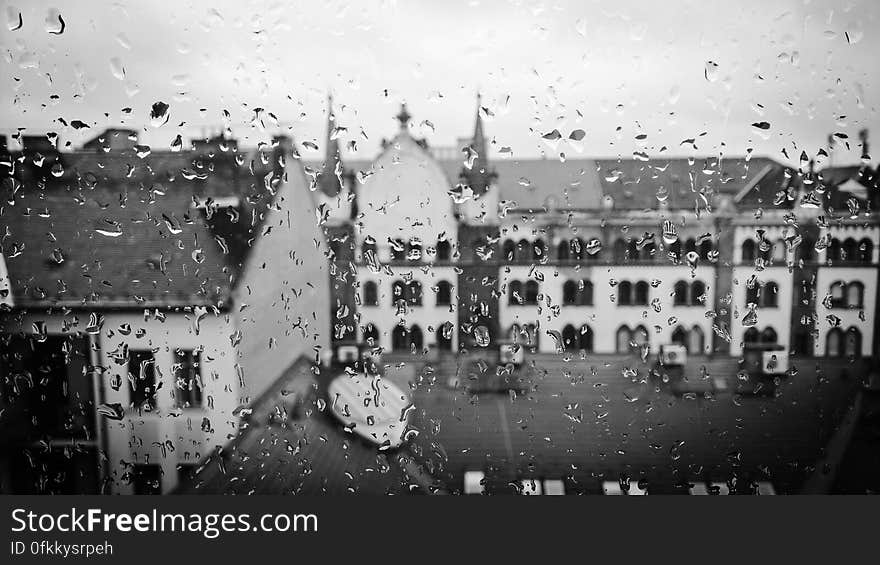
88;331;110;493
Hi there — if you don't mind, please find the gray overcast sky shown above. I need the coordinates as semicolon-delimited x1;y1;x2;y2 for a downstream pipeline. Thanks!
2;0;879;167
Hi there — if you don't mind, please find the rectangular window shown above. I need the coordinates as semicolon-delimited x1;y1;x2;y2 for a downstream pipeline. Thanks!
128;350;157;411
132;463;162;495
174;349;203;409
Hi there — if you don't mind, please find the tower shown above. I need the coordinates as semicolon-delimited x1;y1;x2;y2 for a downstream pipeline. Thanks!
456;94;501;351
459;93;496;197
318;94;343;197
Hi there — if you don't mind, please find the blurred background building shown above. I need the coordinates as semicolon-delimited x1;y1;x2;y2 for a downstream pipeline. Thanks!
317;98;879;363
0;130;329;493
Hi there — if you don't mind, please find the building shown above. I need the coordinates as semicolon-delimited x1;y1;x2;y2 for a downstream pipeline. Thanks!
0;129;330;493
315;99;879;362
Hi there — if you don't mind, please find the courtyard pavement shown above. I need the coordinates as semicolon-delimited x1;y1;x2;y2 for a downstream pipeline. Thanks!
179;353;867;494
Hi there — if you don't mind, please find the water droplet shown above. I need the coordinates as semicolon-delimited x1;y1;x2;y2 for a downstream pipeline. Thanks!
474;326;491;347
109;57;126;80
45;9;65;35
97;403;125;421
150;101;170;127
742;306;759;327
704;60;719;82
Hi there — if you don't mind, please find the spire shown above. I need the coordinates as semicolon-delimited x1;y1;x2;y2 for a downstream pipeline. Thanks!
472;92;487;158
460;92;495;195
318;93;343;196
395;103;411;131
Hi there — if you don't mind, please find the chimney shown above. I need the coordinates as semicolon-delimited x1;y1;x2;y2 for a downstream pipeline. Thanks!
859;129;870;163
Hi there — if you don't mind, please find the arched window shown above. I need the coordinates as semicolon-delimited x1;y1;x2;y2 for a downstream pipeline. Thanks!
618;281;632;305
579;280;594;306
509;280;523;305
407;240;423;261
436;239;451;261
673;281;688;305
745;282;760;306
561;324;577;351
691;281;706;306
406;281;423;306
570;238;585;260
532;239;545;260
845;327;861;357
616;326;631;353
744;328;760;344
847;281;864;308
392;280;406;301
842;238;858;263
503;240;516;261
562;280;578;305
524;280;540;305
826;328;843;358
409;325;424;351
363;281;378;307
699;239;713;261
436;323;453;351
634;281;649;305
362;323;379;347
578;325;594;352
762;282;779;307
392;325;408;351
390;238;406;261
689;325;705;354
827;238;841;263
557;240;570;261
362;239;378;262
517;238;531;262
632;325;650;350
585;238;600;261
830;281;846;308
760;327;778;344
671;326;688;347
525;324;539;350
614;239;628;262
436;280;452;306
858;238;873;263
741;240;756;262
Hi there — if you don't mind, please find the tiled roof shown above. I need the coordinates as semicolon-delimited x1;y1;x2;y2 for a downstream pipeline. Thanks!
0;138;282;309
322;150;796;212
484;158;606;210
1;183;235;308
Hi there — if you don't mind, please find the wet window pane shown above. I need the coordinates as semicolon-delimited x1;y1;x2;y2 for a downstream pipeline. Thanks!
1;1;878;496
